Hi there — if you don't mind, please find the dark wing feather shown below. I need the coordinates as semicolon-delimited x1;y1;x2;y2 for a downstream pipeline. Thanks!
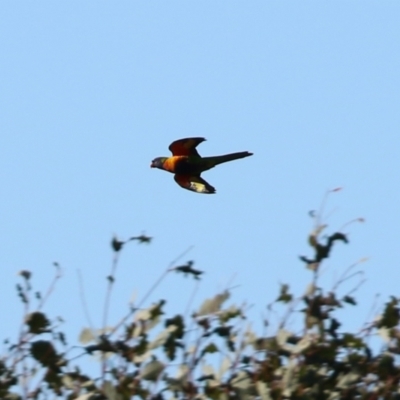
169;137;206;156
174;174;216;194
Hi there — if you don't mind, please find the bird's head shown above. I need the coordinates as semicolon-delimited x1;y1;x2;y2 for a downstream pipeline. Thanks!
150;157;167;170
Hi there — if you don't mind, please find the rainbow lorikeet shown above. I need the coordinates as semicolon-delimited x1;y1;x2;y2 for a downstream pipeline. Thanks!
150;137;253;194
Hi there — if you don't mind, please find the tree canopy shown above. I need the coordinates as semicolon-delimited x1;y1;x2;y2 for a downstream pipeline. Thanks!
2;195;399;400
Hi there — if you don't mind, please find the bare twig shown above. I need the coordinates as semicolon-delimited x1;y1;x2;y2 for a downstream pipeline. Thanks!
331;259;367;293
110;246;194;336
77;269;95;331
103;251;120;330
101;250;120;382
37;262;63;310
185;280;200;318
339;217;365;233
315;187;342;229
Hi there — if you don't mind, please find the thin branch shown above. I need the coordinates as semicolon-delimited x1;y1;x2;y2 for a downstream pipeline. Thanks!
315;187;342;230
339;217;365;232
77;269;95;331
110;246;194;336
185;280;200;318
279;296;302;330
103;251;120;330
102;250;120;383
37;262;63;310
331;259;366;293
361;293;381;335
138;246;194;310
344;275;366;298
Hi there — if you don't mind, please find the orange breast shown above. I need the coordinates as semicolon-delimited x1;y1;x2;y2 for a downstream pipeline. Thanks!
163;156;188;173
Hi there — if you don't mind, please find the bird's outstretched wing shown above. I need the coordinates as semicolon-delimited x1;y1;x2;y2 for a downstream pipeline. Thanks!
174;174;216;194
169;137;206;156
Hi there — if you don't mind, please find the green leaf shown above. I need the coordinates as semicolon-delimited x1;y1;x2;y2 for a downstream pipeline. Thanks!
200;343;219;359
165;314;184;338
341;333;364;349
79;328;95;344
174;261;203;280
256;381;272;400
18;270;32;280
327;318;341;338
103;380;121;400
25;312;50;334
149;327;174;350
165;376;186;392
378;297;400;328
201;364;216;381
377;354;395;378
342;295;357;305
305;315;320;329
231;370;254;396
253;337;277;351
219;357;231;378
276;329;292;348
293;334;313;355
214;326;232;337
75;394;97;400
301;231;348;265
219;305;243;323
111;236;124;252
336;372;360;389
30;340;60;368
133;300;165;334
197;290;230;316
378;327;390;343
282;359;298;397
140;359;165;381
129;234;152;244
2;394;21;400
276;284;292;303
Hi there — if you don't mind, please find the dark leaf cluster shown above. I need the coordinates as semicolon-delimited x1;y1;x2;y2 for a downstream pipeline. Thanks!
2;220;399;400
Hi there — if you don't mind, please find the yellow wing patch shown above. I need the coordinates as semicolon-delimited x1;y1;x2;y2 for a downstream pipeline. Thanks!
174;174;216;194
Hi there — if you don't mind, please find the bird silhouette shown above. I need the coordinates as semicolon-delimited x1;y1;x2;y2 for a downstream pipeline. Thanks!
151;137;253;194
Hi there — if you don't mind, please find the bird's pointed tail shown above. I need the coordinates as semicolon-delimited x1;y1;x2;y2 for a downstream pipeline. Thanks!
204;151;253;167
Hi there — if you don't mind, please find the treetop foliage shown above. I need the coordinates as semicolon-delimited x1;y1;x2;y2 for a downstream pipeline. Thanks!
2;191;399;400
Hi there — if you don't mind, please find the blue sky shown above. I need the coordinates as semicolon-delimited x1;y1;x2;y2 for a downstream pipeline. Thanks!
1;2;399;354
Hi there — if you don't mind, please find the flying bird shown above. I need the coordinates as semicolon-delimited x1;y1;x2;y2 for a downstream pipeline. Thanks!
150;137;253;194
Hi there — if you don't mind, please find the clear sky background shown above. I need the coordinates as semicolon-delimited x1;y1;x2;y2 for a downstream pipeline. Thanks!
1;2;399;355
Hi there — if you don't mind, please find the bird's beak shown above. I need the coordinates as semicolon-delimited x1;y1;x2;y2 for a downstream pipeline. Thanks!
150;162;155;168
